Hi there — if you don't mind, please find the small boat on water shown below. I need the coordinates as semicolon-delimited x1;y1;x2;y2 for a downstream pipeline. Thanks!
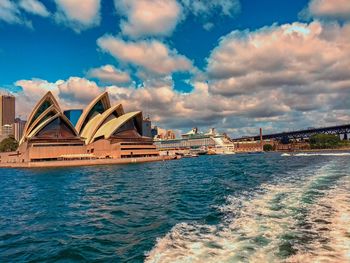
183;153;199;158
209;145;236;155
190;148;207;155
281;153;291;157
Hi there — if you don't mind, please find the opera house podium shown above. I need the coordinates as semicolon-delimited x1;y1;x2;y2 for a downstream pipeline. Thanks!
0;92;166;167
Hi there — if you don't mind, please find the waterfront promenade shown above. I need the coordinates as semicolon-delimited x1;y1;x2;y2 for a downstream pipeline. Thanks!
0;155;176;168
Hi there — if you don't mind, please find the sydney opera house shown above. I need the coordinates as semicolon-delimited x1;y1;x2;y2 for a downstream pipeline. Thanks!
0;91;163;167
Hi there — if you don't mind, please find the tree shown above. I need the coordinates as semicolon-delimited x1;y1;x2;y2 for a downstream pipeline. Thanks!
263;144;273;151
0;136;19;152
309;134;340;149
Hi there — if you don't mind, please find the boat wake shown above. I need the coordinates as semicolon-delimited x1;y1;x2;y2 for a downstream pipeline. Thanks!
145;161;350;263
282;152;350;157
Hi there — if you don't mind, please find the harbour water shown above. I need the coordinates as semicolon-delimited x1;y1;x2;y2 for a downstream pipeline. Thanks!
0;153;349;262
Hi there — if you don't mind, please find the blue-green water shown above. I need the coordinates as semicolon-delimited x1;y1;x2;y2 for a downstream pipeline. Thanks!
0;153;349;262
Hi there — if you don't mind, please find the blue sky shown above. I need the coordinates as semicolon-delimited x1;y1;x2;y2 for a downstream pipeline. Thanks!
1;0;307;87
0;0;349;136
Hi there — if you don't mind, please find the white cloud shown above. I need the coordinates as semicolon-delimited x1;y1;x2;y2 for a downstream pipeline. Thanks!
180;0;241;17
10;18;350;137
0;0;49;27
19;0;50;17
304;0;350;20
203;22;214;31
0;0;20;23
57;77;102;104
87;65;131;84
14;77;103;116
183;20;350;135
103;18;350;136
178;0;241;32
115;0;182;38
55;0;101;31
15;79;58;99
15;79;60;117
0;0;26;25
207;21;350;99
13;66;350;138
0;0;100;30
113;0;241;37
97;36;193;75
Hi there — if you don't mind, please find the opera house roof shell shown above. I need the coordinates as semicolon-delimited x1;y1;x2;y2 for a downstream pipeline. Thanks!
20;91;144;145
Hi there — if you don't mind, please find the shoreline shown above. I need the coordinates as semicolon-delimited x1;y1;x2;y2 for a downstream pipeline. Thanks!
0;155;178;169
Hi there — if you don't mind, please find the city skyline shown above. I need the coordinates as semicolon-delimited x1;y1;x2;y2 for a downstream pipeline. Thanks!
0;0;350;137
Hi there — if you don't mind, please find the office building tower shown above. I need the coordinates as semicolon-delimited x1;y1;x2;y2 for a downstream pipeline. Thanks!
0;124;13;142
142;117;152;138
0;94;15;126
13;118;26;142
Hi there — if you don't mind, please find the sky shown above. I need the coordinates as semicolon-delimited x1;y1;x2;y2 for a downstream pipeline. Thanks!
0;0;350;137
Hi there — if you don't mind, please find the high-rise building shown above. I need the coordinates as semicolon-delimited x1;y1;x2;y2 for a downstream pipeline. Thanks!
0;94;15;126
64;109;83;127
142;117;152;138
13;118;26;142
0;124;13;142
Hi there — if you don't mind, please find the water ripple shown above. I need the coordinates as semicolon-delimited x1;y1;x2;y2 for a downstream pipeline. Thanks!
0;153;349;262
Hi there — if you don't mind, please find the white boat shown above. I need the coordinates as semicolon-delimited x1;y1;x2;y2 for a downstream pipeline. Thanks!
183;153;199;158
211;145;236;155
281;153;291;157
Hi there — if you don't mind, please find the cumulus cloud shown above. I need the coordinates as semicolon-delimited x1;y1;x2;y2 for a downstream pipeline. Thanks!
0;0;50;27
115;0;182;38
0;0;100;30
207;22;350;97
87;65;131;84
114;0;241;37
180;0;241;17
97;36;193;76
19;0;50;17
203;22;214;31
57;77;102;104
0;0;32;27
13;77;234;133
13;69;350;138
11;20;350;137
105;80;294;134
15;79;60;117
301;0;350;21
194;20;350;135
14;77;103;117
55;0;101;31
0;0;21;23
15;79;58;100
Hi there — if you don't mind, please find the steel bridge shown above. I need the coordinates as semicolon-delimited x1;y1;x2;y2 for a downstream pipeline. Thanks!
233;123;350;142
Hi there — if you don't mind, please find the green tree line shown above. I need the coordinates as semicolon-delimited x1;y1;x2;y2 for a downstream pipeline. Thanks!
0;136;19;152
309;134;348;149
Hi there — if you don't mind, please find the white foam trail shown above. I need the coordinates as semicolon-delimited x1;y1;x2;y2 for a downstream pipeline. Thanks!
282;152;350;157
287;176;350;262
281;153;291;157
145;161;350;263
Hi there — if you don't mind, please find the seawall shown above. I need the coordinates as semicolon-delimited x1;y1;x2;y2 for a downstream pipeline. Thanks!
0;156;177;168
